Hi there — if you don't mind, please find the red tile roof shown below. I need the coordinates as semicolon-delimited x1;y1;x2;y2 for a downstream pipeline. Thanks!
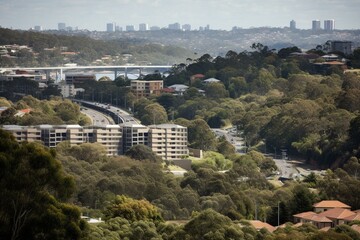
293;211;316;219
313;200;351;209
344;212;360;221
249;220;277;233
191;74;205;78
310;215;332;223
352;225;360;234
320;226;331;232
318;208;355;220
161;88;175;93
19;108;31;114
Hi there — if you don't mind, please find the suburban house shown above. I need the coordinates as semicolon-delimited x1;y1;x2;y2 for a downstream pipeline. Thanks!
293;200;359;229
313;200;351;213
167;84;189;95
203;78;221;84
248;220;277;233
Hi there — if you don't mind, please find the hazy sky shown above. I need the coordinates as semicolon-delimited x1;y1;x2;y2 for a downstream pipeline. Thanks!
1;0;360;31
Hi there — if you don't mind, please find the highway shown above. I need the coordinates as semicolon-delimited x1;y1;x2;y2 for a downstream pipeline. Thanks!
73;99;139;124
212;127;245;153
81;107;114;125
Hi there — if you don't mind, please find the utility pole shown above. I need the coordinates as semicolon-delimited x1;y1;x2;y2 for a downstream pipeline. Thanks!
277;201;280;226
255;201;258;220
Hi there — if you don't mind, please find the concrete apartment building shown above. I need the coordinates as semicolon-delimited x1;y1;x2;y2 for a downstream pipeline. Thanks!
130;80;163;98
2;124;122;156
148;124;189;161
2;123;188;160
121;122;149;153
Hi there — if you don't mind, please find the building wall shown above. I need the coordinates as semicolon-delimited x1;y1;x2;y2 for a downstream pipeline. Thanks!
148;124;189;161
121;123;149;154
312;20;321;30
324;20;335;31
130;80;163;98
2;123;188;159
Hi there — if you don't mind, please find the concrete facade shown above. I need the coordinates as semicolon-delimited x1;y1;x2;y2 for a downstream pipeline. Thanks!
2;122;188;160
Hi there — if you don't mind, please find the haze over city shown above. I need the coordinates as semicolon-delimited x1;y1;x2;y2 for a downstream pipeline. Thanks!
1;0;360;31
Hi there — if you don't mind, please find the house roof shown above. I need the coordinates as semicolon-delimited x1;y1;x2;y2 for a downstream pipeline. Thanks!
318;208;355;220
293;211;316;219
203;78;221;83
309;215;333;223
168;84;189;91
191;74;205;78
249;220;276;233
293;222;303;228
162;88;175;93
313;200;351;209
351;225;360;234
319;226;331;232
344;212;360;221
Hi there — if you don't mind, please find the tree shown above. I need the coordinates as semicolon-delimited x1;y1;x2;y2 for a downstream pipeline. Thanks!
288;185;315;216
140;103;168;125
205;82;229;99
104;195;163;222
182;209;244;240
125;144;162;162
0;129;86;240
188;119;217;150
217;137;236;157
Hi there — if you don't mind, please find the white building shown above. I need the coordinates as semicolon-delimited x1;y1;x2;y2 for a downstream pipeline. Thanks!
139;23;149;31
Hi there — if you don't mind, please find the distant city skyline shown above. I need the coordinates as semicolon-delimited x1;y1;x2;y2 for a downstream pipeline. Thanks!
0;0;360;31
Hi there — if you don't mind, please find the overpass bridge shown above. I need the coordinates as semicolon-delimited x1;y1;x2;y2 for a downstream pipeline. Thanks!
0;65;173;82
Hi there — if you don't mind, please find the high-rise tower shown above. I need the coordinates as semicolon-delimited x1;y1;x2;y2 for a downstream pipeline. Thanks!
324;20;335;31
312;20;321;30
106;23;114;32
290;20;296;30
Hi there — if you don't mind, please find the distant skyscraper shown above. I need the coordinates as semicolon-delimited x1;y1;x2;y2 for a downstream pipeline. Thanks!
312;20;321;30
139;23;149;31
324;19;335;31
115;26;122;32
34;25;42;31
182;24;191;31
58;23;66;31
290;20;296;30
126;25;135;31
150;26;161;31
107;23;114;32
168;23;181;30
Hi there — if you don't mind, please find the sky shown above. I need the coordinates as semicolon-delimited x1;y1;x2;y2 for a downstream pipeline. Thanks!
1;0;360;31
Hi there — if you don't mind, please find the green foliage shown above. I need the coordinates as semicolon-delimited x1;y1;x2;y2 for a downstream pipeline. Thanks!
192;151;233;171
0;129;86;239
125;144;162;162
0;96;90;125
188;119;217;150
140;103;168;125
105;195;163;222
182;209;244;240
0;97;12;107
0;28;192;67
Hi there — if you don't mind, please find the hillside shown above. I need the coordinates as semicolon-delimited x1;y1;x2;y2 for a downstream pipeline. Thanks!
0;28;193;67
